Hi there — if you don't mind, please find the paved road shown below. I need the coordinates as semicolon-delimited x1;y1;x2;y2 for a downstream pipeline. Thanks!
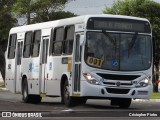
0;90;160;120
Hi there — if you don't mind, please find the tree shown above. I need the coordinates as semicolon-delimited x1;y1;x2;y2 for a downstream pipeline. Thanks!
12;0;33;24
12;0;76;25
0;0;17;81
103;0;160;92
31;11;77;23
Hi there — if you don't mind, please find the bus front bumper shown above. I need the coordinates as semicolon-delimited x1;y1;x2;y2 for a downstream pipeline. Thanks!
81;81;153;100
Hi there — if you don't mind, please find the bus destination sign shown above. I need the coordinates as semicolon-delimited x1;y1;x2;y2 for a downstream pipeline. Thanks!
87;18;151;33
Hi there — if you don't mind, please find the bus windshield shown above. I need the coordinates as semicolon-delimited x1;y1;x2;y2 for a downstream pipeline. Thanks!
85;31;152;71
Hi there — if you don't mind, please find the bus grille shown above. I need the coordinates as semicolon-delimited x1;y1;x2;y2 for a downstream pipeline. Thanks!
97;73;140;81
103;82;132;86
106;88;130;94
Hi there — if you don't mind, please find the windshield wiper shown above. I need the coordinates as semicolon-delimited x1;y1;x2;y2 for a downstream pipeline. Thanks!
128;32;138;57
102;30;116;47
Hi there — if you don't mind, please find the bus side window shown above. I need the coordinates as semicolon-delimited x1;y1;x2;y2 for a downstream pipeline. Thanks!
23;31;32;58
64;25;75;54
52;27;64;55
8;34;17;59
49;29;54;56
31;30;41;57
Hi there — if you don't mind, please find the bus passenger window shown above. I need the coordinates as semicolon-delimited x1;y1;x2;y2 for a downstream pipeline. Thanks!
52;27;64;55
8;34;17;59
23;32;32;58
64;25;75;54
32;30;41;57
49;29;54;56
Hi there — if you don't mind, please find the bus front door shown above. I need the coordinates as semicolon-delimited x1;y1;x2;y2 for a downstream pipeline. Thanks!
40;37;49;93
72;33;83;93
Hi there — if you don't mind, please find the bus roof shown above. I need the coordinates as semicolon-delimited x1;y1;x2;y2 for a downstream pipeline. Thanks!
10;14;150;34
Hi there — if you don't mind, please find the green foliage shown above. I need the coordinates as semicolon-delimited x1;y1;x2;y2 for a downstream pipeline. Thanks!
0;0;17;80
12;0;67;16
12;0;76;24
31;11;77;23
152;92;160;99
0;0;16;45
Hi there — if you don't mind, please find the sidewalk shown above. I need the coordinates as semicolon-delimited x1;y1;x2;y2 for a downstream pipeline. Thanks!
0;79;6;90
0;79;4;86
133;99;160;102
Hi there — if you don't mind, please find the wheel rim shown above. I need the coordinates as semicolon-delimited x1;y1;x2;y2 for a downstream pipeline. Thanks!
23;87;27;98
23;82;28;99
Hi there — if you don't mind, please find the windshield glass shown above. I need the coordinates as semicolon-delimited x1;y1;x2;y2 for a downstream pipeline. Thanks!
85;31;152;71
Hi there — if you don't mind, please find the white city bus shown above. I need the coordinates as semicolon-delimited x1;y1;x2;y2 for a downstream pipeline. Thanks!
5;14;153;108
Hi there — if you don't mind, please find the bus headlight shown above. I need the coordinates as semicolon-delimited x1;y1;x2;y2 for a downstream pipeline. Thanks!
83;73;100;85
135;77;150;88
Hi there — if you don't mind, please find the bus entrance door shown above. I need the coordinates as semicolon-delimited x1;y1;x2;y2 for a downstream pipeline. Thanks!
73;33;84;94
16;41;23;93
40;37;49;93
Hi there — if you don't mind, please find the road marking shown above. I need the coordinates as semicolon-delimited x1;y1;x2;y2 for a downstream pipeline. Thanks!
62;109;73;112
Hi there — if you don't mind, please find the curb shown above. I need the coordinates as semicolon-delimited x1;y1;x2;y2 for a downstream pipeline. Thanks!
0;88;8;91
133;99;160;102
0;79;5;90
0;87;8;91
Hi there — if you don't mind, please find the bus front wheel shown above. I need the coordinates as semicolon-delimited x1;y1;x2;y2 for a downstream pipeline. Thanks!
63;80;76;107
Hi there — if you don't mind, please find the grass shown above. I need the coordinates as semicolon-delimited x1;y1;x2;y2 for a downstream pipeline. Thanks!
151;92;160;99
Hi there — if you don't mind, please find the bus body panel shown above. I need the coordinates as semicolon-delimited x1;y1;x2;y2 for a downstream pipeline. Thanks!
45;56;69;96
80;63;153;99
5;59;16;93
21;57;40;94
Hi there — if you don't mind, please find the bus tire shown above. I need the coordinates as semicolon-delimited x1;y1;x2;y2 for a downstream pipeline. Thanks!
110;99;119;106
118;98;131;108
63;80;76;107
22;78;42;104
78;97;87;105
30;95;42;104
22;78;32;103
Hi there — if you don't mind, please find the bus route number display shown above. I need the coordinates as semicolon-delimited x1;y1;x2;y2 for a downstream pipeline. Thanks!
87;56;104;68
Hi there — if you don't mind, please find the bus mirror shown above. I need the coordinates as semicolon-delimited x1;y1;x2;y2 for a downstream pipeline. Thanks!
80;35;84;46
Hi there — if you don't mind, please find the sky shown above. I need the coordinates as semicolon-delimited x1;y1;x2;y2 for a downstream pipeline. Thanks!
18;0;160;25
64;0;160;15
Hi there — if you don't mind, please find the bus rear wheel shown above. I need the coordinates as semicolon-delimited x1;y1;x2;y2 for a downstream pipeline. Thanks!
78;97;87;105
22;79;32;103
22;78;41;104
